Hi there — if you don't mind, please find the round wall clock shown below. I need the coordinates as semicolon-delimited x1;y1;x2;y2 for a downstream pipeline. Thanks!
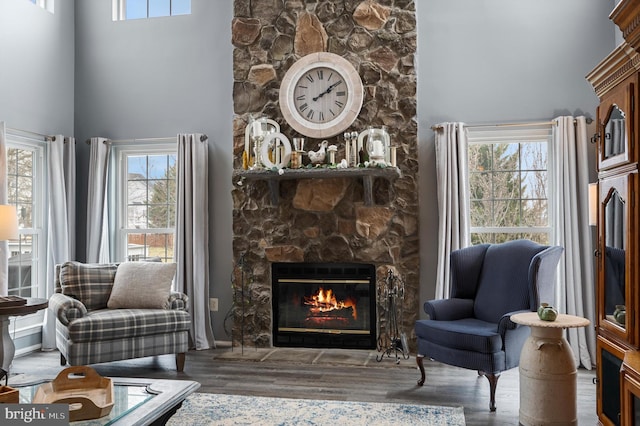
279;52;364;139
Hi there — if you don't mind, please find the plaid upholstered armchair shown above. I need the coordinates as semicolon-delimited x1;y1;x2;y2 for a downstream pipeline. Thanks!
48;261;191;371
414;240;563;411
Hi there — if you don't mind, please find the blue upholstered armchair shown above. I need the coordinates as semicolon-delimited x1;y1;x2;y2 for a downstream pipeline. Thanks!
415;239;563;411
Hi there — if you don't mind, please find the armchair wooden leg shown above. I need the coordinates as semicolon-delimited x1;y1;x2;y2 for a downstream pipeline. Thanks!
484;372;500;412
60;353;67;366
176;352;185;372
416;354;426;386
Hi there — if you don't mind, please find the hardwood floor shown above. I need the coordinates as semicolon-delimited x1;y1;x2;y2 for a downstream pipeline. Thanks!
11;346;597;425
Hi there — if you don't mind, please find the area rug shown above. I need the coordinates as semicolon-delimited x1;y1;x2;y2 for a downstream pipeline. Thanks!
167;392;466;425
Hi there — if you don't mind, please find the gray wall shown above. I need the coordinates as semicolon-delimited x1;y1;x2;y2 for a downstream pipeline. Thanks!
0;0;619;342
0;0;74;135
73;0;234;340
416;0;616;313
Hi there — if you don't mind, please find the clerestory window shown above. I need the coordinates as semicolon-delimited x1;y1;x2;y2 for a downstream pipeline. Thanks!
112;0;191;21
27;0;54;13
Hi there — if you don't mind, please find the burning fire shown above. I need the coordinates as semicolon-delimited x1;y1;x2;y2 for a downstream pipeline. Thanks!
304;288;357;320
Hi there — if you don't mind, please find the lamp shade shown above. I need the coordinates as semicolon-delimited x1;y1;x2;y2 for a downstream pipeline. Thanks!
0;205;18;240
588;183;598;227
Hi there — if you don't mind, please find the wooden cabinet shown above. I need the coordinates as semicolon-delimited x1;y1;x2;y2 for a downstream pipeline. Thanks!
587;2;640;424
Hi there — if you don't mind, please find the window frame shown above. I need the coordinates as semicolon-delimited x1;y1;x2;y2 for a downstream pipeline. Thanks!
110;141;177;263
466;125;555;245
112;0;191;21
5;134;48;343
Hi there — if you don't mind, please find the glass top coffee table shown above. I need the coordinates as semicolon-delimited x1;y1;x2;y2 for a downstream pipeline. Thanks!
10;375;200;426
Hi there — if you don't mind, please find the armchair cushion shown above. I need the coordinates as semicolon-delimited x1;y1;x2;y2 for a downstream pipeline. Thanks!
415;318;503;353
107;262;177;309
67;308;191;343
59;261;118;311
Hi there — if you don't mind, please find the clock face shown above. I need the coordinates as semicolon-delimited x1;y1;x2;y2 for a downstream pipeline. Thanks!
293;66;349;124
279;52;363;139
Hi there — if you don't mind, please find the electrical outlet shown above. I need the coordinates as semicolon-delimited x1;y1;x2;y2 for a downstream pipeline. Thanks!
209;298;219;312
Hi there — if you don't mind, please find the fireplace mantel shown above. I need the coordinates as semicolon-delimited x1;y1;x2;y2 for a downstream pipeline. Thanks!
233;167;402;205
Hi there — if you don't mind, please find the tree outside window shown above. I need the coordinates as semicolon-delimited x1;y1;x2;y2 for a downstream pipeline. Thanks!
468;138;550;245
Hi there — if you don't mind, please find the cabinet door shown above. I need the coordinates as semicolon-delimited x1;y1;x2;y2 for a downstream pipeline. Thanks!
597;73;636;171
598;336;626;426
622;357;640;425
598;171;638;345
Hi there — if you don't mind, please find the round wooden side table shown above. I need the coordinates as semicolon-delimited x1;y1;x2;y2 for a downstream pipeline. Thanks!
510;312;590;426
0;298;48;378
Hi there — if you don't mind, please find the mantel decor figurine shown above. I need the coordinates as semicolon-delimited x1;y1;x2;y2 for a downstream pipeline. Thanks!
358;125;393;167
244;116;279;170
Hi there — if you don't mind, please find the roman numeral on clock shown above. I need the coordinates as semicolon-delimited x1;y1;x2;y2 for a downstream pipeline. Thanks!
317;70;323;80
305;74;314;83
306;109;315;120
335;100;344;108
299;103;308;112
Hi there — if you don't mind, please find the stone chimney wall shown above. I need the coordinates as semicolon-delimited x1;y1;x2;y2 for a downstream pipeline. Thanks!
231;0;419;348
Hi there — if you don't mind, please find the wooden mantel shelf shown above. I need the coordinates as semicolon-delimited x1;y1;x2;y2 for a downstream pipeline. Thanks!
233;166;402;205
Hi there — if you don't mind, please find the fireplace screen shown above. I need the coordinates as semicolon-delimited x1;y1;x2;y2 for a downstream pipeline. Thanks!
272;263;376;349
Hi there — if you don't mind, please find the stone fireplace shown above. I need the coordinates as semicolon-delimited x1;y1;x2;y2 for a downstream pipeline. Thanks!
230;1;419;349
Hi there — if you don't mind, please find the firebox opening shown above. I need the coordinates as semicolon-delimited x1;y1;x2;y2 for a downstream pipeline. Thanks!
272;262;377;349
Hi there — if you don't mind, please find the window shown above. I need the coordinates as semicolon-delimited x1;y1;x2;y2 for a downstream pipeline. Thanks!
467;125;553;245
112;0;191;21
27;0;54;13
111;142;177;263
5;134;47;345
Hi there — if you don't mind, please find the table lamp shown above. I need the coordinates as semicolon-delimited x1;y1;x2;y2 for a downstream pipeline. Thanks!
0;205;18;382
0;205;18;242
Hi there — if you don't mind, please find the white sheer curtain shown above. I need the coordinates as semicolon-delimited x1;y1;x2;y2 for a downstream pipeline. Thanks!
553;116;596;369
434;122;471;299
0;123;9;295
42;135;76;349
86;138;111;263
175;133;215;350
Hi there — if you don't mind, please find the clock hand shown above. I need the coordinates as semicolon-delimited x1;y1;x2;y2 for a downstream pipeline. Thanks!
312;81;343;102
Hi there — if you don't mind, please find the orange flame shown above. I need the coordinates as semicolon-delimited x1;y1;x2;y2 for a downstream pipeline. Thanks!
304;287;357;320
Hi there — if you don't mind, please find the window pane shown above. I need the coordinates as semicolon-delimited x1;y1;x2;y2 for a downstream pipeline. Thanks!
128;180;148;205
470;200;492;227
128;205;148;228
468;144;492;172
521;171;547;199
469;171;491;200
17;204;33;228
8;235;35;298
127;233;174;262
126;0;147;19
493;200;521;227
149;0;170;17
520;142;547;170
148;155;169;178
17;151;33;177
172;0;190;15
494;143;519;171
128;155;148;179
522;199;548;227
492;171;520;199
